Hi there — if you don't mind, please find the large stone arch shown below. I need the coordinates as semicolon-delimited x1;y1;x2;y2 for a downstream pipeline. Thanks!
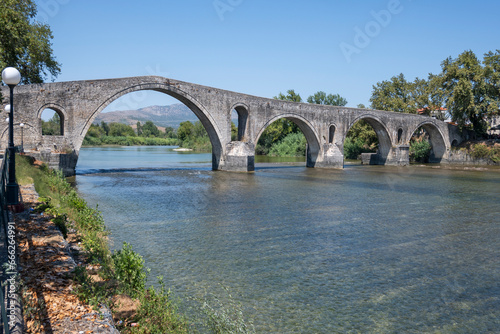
79;82;225;169
255;113;321;167
345;114;393;164
410;121;448;162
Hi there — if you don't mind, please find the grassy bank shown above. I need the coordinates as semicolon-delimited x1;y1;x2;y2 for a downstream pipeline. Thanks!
15;155;255;333
16;155;189;332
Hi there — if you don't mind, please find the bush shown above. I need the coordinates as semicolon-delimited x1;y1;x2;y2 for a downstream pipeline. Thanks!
112;242;148;298
344;137;374;160
470;143;490;159
129;277;188;333
268;132;306;157
410;138;432;163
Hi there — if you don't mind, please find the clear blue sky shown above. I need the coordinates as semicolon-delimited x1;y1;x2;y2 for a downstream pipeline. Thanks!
35;0;500;111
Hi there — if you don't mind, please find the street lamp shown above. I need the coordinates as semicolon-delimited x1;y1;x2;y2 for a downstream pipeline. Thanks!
2;67;22;205
20;123;25;153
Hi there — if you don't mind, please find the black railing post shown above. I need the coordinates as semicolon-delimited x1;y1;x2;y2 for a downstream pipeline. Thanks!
6;85;19;206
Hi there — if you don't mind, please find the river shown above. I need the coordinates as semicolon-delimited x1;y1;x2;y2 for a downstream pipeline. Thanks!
74;146;500;333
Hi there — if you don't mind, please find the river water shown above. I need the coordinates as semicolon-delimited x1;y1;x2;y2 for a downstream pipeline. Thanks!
74;146;500;333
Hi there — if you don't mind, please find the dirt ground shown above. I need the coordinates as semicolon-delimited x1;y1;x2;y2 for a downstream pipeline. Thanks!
15;184;120;334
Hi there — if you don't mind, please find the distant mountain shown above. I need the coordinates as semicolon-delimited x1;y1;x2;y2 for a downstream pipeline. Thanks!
94;104;199;128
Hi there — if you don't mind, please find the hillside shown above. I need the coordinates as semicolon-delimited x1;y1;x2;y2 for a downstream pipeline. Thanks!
94;104;199;128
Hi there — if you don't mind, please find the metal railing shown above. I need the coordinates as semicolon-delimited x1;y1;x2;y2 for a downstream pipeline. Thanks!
0;151;11;334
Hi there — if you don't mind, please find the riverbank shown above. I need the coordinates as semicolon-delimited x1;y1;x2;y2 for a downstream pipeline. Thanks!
15;156;191;333
15;184;119;333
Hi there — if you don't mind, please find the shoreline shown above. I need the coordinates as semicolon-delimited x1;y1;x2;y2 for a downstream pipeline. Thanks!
15;184;119;333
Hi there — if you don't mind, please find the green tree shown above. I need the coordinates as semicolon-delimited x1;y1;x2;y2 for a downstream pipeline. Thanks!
274;89;302;102
86;124;105;138
101;121;110;136
141;120;160;137
435;50;500;136
193;121;208;138
256;90;304;155
177;121;194;141
307;91;348;106
108;122;135;137
0;0;60;84
231;122;238;141
370;73;416;113
370;73;445;115
164;126;176;139
41;112;61;135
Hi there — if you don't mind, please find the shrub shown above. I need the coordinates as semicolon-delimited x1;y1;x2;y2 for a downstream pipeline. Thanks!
112;242;148;298
469;143;490;159
410;138;432;162
268;132;306;157
129;277;188;333
344;137;374;160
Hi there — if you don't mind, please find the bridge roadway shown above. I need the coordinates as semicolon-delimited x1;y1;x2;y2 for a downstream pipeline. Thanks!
1;76;463;175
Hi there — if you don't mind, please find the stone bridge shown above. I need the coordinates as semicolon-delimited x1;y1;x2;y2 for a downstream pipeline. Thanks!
1;76;463;175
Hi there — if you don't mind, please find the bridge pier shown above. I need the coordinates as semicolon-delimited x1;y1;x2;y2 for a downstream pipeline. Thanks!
27;150;79;176
361;145;410;166
315;143;344;168
222;142;255;172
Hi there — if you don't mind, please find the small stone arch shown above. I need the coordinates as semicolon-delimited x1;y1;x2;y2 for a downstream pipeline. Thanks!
37;103;67;136
231;103;249;141
255;113;321;168
410;121;448;162
329;124;336;144
397;128;403;144
345;115;392;164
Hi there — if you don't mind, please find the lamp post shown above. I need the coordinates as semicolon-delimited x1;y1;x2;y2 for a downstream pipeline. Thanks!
20;123;25;153
2;67;22;205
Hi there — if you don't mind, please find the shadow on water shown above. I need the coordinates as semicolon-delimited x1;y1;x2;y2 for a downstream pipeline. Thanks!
76;166;212;176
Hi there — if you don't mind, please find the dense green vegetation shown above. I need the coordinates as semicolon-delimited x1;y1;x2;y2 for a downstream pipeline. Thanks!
370;49;500;137
82;120;178;146
256;89;350;157
41;112;62;135
176;120;212;151
343;118;378;159
0;0;60;84
0;0;61;104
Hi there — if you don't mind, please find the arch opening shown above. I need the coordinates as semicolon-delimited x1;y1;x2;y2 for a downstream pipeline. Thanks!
41;108;64;136
409;123;447;163
344;117;391;165
231;105;248;141
81;85;224;170
329;125;336;144
255;115;320;168
397;128;403;144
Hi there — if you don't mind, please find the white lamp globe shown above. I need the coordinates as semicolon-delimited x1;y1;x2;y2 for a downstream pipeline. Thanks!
20;123;24;128
1;67;21;86
4;105;11;113
5;117;9;123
